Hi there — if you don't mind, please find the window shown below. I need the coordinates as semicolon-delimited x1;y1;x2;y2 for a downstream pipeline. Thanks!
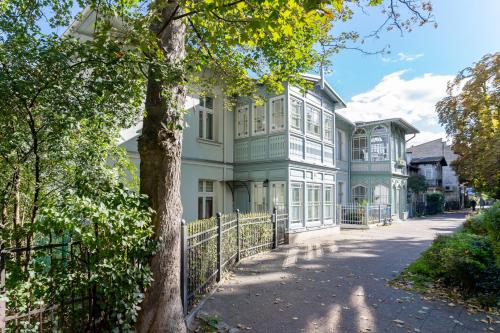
371;126;388;161
373;184;389;204
252;103;266;135
324;186;334;219
352;128;368;161
306;105;321;137
198;180;214;219
423;165;434;179
236;105;249;138
198;96;214;140
307;184;321;222
290;136;304;159
305;141;322;163
323;146;334;165
352;185;367;203
337;182;344;204
290;96;303;131
291;183;303;224
324;114;333;142
252;182;267;212
270;96;285;131
336;130;343;160
271;182;286;211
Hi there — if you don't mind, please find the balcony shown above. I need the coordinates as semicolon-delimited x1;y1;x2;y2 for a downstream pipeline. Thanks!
425;179;443;187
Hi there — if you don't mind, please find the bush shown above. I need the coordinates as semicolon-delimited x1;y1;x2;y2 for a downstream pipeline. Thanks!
426;192;444;215
407;230;499;307
464;202;500;266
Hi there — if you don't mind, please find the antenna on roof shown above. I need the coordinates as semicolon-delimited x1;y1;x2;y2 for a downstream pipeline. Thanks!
320;63;325;89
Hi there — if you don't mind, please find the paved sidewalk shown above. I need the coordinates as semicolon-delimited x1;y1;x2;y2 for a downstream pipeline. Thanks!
199;213;499;333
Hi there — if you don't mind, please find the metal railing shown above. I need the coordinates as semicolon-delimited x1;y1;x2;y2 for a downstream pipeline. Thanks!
0;238;99;333
338;204;391;226
180;208;287;315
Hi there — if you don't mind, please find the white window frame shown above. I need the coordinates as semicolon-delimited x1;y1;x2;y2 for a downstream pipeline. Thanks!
251;182;267;212
324;113;333;143
307;184;321;223
198;180;214;219
270;96;285;132
370;126;389;161
270;181;286;211
373;184;390;204
236;105;250;138
198;96;214;141
352;185;367;204
324;185;334;220
252;102;266;135
290;182;303;225
306;104;321;137
289;96;303;132
352;129;368;161
337;181;344;204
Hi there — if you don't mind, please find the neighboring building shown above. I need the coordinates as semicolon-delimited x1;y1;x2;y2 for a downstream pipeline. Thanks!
406;139;463;209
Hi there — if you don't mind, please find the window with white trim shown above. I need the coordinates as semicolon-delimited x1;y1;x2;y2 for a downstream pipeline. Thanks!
291;183;303;224
271;182;286;211
198;96;214;140
307;184;321;222
289;136;304;159
324;114;333;143
352;128;368;161
252;103;266;135
337;182;344;204
290;96;303;131
352;185;367;203
270;96;285;131
236;105;249;138
324;185;334;219
371;126;389;161
252;182;267;212
198;180;214;219
336;130;344;160
373;184;389;204
323;145;334;165
306;105;321;137
305;141;322;163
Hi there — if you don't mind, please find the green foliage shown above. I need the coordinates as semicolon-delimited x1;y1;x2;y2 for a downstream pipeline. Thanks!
408;175;428;194
425;192;444;215
403;204;500;308
464;202;500;266
436;53;500;198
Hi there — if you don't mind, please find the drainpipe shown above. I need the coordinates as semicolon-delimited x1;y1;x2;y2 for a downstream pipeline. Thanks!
405;133;416;144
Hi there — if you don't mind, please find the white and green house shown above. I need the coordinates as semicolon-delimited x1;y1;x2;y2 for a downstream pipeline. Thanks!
119;75;418;239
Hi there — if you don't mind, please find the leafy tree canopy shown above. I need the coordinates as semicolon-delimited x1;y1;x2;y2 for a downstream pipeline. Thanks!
437;53;500;198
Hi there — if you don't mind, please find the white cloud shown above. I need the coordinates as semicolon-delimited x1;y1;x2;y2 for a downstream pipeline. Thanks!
340;70;453;124
381;52;424;63
407;131;447;147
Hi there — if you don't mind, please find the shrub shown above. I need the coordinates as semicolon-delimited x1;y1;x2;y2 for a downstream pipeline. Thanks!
407;231;500;306
425;192;444;215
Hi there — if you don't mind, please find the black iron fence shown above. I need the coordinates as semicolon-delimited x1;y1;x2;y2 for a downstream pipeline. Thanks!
0;238;99;333
180;208;287;315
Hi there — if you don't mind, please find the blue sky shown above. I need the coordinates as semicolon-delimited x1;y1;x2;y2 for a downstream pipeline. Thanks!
328;0;500;146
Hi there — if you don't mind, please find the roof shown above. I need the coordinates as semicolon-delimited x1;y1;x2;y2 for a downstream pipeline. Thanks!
407;138;443;152
410;156;447;166
354;118;420;135
300;73;347;109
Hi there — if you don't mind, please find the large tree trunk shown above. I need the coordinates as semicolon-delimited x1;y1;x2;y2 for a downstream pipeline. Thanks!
136;2;187;332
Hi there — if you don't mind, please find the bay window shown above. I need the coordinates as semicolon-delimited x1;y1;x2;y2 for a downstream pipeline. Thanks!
324;114;333;143
236;105;249;138
270;96;285;131
252;103;266;135
290;96;303;131
371;126;389;161
352;128;368;161
306;105;321;137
